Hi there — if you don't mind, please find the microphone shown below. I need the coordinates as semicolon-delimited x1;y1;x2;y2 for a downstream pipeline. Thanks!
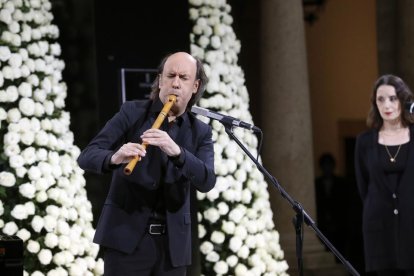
406;102;414;113
191;106;261;132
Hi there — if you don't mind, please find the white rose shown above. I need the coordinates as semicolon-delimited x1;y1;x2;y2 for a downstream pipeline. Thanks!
211;35;221;49
38;162;53;175
38;41;49;55
203;207;220;223
18;82;32;97
54;96;65;109
21;146;37;164
44;232;59;248
189;0;203;6
46;205;60;218
20;131;35;145
34;102;45;117
3;221;18;235
4;144;20;157
226;255;238;267
0;201;3;216
9;53;23;68
68;208;78;221
35;130;49;146
19;97;35;116
217;202;229;215
3;131;20;145
93;258;104;275
32;271;45;276
58;235;71;250
234;225;248;240
237;245;250;259
235;264;248;276
205;251;220;263
34;58;46;72
7;108;21;122
69;242;81;255
198;35;210;48
69;263;86;276
43;215;57;232
31;27;42;40
9;155;24;169
0;9;12;25
47;187;60;201
0;171;16;187
16;228;31;242
52;251;67;266
229;236;242;252
50;43;61;56
44;100;54;115
36;191;48;203
24;201;35;216
198;224;206;238
27;166;41;181
47;267;69;276
222;220;235;234
35;177;49;191
211;230;225;244
10;33;21;47
196;191;206;200
213;260;229;275
6;85;19;102
36;148;48;161
0;107;6;120
229;207;245;223
2;65;14;80
246;221;258;234
31;215;44;232
15;167;27;178
28;75;40;87
38;249;53;265
27;240;40;253
41;77;52;92
189;8;199;20
57;220;70;235
63;250;75;265
11;204;28;220
0;46;11;61
200;241;214;255
245;235;257;248
206;188;219;201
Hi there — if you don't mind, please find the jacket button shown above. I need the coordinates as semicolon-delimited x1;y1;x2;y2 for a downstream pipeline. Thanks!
394;209;398;215
392;193;397;199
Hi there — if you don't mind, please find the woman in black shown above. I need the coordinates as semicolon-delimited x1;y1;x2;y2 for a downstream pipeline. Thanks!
355;74;414;276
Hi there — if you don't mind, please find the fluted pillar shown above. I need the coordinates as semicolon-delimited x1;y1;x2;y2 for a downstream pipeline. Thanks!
378;0;414;89
396;0;414;88
260;0;346;274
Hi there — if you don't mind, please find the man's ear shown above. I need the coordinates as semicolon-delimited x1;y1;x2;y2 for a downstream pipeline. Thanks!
158;74;163;88
193;79;200;93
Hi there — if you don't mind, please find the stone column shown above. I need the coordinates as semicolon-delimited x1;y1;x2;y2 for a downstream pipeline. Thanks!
260;0;347;274
396;0;414;89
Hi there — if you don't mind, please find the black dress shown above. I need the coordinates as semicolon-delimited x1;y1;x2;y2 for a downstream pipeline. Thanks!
376;142;408;269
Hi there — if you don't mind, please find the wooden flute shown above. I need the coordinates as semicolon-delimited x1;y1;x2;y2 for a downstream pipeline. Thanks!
123;94;177;175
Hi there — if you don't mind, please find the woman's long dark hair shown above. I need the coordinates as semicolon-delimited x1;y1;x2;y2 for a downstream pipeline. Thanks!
367;74;414;129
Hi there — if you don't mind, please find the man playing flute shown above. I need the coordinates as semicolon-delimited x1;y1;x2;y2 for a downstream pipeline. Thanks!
77;52;216;276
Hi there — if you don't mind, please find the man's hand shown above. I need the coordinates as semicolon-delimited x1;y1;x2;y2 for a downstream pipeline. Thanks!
140;129;181;157
111;142;146;165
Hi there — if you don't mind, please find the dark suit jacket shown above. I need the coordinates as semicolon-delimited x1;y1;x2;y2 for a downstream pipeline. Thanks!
354;125;414;271
77;99;216;267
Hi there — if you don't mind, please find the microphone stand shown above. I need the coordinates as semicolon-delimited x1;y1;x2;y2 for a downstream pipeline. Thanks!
222;125;360;276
